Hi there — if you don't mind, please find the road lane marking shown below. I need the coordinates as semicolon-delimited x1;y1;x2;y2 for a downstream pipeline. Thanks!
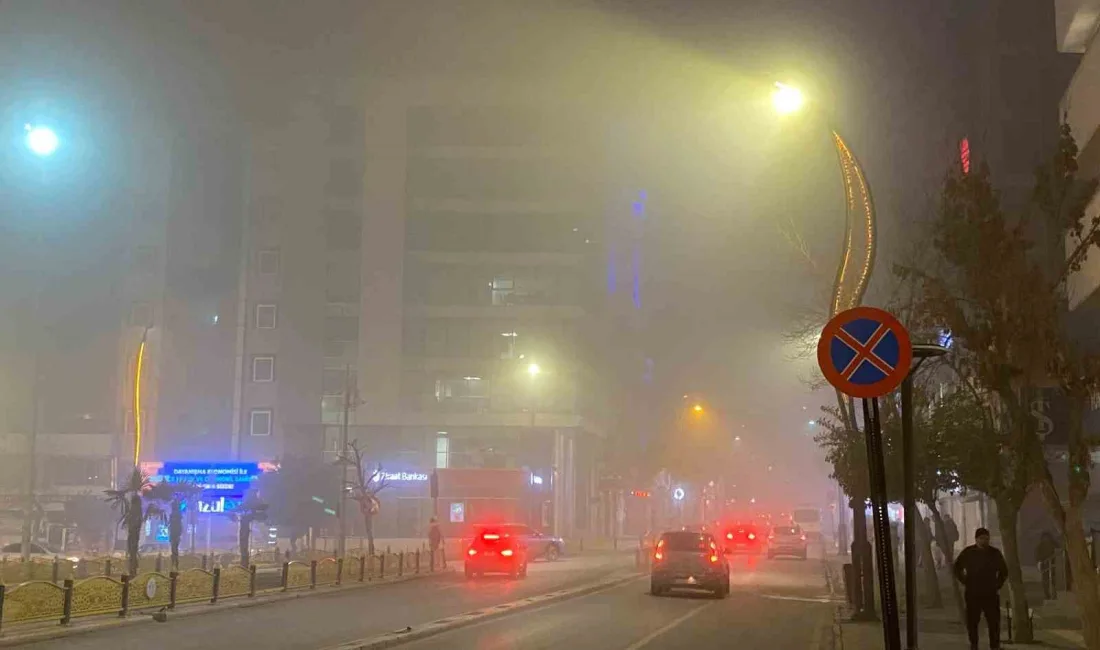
620;601;715;650
760;594;833;603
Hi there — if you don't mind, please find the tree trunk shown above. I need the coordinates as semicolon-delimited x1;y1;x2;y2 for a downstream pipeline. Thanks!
126;494;142;577
928;502;964;623
363;513;376;557
1065;497;1100;650
238;517;251;568
916;515;942;608
169;506;182;570
996;496;1033;642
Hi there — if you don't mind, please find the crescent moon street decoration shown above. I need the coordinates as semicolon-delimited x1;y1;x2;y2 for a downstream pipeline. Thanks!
829;131;877;317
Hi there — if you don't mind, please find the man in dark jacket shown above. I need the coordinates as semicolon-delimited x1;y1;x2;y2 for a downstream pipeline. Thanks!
953;528;1008;650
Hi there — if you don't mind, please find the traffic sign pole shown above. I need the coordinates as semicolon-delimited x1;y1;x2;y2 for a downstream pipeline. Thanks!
818;306;912;650
863;397;901;650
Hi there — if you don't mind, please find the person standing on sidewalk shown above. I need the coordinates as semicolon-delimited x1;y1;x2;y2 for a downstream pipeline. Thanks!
428;516;444;566
953;527;1008;650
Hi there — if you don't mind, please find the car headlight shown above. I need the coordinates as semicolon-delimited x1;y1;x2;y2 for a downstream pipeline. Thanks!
67;557;81;564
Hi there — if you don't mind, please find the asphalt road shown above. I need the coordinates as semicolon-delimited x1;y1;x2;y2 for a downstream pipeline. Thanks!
396;550;836;650
15;553;637;650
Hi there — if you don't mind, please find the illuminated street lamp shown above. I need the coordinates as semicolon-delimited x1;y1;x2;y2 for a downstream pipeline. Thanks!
771;83;805;115
24;124;59;157
692;403;704;414
527;362;541;377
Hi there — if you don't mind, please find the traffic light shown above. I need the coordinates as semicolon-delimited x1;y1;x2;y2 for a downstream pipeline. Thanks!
630;490;651;498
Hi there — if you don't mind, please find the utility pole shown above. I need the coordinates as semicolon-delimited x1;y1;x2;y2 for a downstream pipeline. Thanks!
336;364;352;559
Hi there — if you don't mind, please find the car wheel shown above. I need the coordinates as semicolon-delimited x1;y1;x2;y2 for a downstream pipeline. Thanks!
545;545;561;561
464;565;475;580
650;578;665;596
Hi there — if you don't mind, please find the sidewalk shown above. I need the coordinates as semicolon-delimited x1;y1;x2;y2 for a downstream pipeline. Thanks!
826;554;1086;649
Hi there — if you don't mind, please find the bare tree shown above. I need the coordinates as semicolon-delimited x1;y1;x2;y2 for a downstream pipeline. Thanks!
345;440;391;556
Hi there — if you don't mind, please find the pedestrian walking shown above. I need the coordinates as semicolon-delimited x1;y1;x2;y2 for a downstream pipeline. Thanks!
944;514;960;558
953;527;1007;650
428;516;444;565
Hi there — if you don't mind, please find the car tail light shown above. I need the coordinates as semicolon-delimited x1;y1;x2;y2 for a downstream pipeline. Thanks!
769;534;775;540
501;549;514;557
747;533;756;541
726;532;733;540
654;551;664;561
800;534;807;541
467;548;477;556
709;554;719;563
482;533;500;540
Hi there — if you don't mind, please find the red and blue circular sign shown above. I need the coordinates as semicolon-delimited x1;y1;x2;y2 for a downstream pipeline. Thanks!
817;306;912;399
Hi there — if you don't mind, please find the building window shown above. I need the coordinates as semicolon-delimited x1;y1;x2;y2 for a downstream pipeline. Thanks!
252;356;275;382
435;433;449;469
257;249;281;275
129;301;154;328
434;377;489;412
255;304;277;329
491;277;514;306
249;409;273;436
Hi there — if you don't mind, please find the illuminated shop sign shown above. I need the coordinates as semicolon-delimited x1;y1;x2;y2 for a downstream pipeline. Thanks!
378;471;429;482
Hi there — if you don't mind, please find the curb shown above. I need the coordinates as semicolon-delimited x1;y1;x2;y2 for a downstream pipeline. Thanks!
324;571;646;650
0;569;453;647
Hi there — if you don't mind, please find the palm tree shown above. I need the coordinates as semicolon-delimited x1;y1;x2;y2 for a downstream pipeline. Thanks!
104;468;162;576
148;481;203;570
233;495;269;568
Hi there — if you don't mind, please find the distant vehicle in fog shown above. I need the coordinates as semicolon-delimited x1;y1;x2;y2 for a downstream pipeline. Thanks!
767;524;808;560
792;506;823;540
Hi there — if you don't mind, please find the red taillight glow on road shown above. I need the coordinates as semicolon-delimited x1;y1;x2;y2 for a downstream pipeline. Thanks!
501;549;514;557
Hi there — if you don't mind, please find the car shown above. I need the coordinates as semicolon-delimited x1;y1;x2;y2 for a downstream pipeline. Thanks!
494;524;565;561
650;530;729;598
464;528;529;579
722;524;765;554
767;524;809;559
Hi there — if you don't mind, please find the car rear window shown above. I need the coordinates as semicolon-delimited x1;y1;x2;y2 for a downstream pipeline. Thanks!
773;526;801;535
660;532;709;551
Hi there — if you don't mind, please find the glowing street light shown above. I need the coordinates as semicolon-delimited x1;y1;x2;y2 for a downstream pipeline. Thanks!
771;83;805;115
692;404;704;414
527;362;541;377
24;124;59;157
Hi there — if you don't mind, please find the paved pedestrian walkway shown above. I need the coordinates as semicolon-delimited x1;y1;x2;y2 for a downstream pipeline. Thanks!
827;555;1086;648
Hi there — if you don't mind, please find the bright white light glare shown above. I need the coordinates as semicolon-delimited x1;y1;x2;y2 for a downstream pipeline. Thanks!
772;83;805;115
24;125;59;157
527;363;541;377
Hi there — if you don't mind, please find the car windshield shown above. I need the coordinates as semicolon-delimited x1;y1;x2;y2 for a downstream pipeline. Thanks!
773;526;801;535
660;533;709;552
792;509;820;524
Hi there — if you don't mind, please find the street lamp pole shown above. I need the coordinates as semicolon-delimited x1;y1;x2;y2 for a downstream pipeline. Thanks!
901;343;948;650
774;82;878;618
19;124;59;563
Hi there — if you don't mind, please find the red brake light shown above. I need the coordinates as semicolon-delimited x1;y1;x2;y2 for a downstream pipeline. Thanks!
709;554;719;563
800;534;807;541
747;533;756;541
656;539;665;549
467;548;477;556
726;532;733;540
654;551;664;561
769;534;775;540
482;533;500;540
501;549;514;557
